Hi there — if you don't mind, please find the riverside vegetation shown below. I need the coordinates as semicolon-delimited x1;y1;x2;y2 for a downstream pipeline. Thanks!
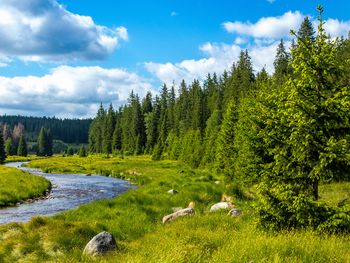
0;7;350;262
0;165;50;207
0;155;349;262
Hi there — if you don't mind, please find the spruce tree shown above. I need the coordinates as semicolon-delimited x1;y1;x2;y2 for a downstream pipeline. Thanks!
78;145;86;157
5;138;15;156
37;127;46;156
103;104;115;154
255;7;350;231
0;130;6;163
37;127;53;156
17;135;27;157
273;39;290;82
297;16;315;42
215;99;237;178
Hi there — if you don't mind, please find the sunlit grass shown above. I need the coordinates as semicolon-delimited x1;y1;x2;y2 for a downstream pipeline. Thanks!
0;155;349;262
0;165;50;207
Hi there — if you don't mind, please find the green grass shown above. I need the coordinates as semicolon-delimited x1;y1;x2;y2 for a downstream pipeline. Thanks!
0;165;50;207
5;155;45;163
0;156;349;262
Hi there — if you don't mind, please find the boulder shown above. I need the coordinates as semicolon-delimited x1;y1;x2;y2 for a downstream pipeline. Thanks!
162;208;195;224
83;231;116;256
188;201;195;208
167;189;178;194
210;202;234;212
172;207;183;212
228;208;242;216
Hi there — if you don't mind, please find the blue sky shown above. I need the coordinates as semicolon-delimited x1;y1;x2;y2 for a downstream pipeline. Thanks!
0;0;349;117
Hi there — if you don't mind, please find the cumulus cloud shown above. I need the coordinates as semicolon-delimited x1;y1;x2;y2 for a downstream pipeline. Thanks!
223;11;350;40
0;66;154;118
146;10;350;87
145;41;283;86
0;0;127;62
223;11;304;39
324;19;350;38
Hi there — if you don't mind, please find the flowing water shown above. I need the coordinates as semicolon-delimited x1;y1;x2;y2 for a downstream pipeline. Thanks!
0;162;133;224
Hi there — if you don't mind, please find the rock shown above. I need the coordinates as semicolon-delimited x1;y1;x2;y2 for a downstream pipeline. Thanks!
228;208;242;216
172;207;183;212
167;189;178;194
162;208;195;224
188;201;195;208
210;202;234;212
86;174;91;176
83;231;116;257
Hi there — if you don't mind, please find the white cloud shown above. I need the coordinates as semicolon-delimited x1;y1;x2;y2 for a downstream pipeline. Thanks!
234;37;248;45
0;0;127;62
324;19;350;38
223;11;304;39
116;26;128;41
223;10;350;40
145;41;284;86
0;66;155;118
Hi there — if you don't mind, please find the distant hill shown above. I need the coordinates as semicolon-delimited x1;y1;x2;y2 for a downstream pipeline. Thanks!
0;115;92;144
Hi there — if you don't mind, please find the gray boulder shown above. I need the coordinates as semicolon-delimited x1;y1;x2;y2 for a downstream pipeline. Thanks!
162;207;195;224
83;231;116;256
167;189;178;194
228;208;242;216
171;207;183;212
210;202;233;212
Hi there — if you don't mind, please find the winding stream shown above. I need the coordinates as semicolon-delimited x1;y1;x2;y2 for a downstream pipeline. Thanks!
0;162;133;224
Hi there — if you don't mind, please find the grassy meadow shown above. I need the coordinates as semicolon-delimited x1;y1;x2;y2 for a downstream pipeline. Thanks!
0;165;50;207
0;155;349;262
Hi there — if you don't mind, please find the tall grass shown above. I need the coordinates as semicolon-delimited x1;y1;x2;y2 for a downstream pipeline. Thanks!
0;165;50;207
0;155;349;262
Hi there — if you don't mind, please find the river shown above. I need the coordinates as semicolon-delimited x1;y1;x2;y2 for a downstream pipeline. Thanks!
0;162;133;224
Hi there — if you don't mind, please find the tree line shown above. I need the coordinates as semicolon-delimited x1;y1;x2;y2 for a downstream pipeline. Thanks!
0;124;54;162
0;115;91;143
89;9;350;232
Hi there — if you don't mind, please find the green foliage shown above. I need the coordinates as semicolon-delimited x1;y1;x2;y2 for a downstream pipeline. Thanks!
215;100;237;178
0;131;6;163
5;138;15;156
66;146;74;156
251;7;350;231
0;166;50;207
36;127;53;156
1;156;350;262
78;145;87;157
17;135;28;156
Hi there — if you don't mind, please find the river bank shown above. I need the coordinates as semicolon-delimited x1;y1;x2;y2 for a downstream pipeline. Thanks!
0;162;133;224
0;163;50;208
0;156;349;262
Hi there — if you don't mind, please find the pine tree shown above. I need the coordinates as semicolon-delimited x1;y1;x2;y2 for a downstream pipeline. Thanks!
5;138;15;156
255;7;350;231
215;99;238;178
78;145;86;157
0;130;6;163
37;127;47;156
37;127;53;156
66;146;74;156
17;135;27;156
297;16;315;42
103;104;115;154
273;39;290;82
